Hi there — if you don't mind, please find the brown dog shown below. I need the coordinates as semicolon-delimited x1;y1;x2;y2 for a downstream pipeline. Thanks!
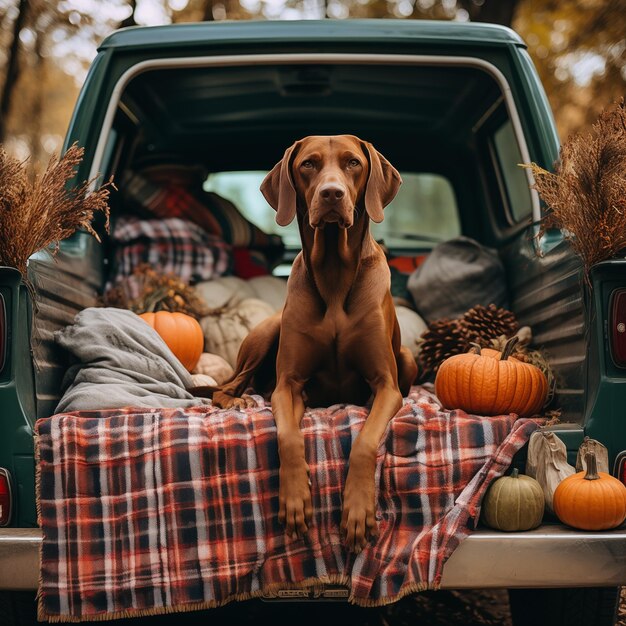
212;135;417;551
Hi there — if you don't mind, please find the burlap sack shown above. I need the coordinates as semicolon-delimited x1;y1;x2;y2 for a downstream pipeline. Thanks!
526;430;576;515
407;236;508;323
576;437;609;473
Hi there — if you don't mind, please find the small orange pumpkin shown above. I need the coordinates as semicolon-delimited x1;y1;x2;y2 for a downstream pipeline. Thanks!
140;311;203;372
553;451;626;531
434;337;548;417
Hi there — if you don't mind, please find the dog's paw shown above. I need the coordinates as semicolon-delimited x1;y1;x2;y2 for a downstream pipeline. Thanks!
211;390;238;409
241;393;263;408
278;461;313;540
212;391;260;410
340;479;378;553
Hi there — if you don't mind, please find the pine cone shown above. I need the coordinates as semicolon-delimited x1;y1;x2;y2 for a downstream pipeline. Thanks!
417;318;470;382
461;304;519;346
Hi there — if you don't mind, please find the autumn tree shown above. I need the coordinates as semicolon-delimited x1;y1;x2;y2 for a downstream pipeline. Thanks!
171;0;256;22
0;0;29;143
408;0;521;25
1;0;624;167
514;0;626;139
0;0;120;172
119;0;137;27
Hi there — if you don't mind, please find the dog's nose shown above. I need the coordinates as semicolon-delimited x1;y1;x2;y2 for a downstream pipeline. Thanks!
319;184;345;203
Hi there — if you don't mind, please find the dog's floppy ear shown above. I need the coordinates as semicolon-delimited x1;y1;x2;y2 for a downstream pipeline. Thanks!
361;141;402;223
260;141;301;226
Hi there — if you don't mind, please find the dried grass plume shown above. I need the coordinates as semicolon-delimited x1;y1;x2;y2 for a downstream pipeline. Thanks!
103;264;211;320
526;99;626;276
0;143;112;281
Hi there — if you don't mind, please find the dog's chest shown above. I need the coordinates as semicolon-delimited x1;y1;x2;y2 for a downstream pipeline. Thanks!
306;365;370;407
302;308;372;405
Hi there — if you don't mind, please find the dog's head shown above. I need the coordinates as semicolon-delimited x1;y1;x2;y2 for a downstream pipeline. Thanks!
260;135;401;229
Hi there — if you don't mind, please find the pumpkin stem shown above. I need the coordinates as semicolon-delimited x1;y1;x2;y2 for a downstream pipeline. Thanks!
583;451;600;480
143;286;169;313
469;342;482;355
501;336;520;361
510;467;519;478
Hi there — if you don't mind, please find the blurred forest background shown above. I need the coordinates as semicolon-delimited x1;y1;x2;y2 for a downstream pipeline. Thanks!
0;0;624;176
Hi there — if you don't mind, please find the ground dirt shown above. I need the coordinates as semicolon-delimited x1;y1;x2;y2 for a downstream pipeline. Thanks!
618;586;626;626
90;587;625;625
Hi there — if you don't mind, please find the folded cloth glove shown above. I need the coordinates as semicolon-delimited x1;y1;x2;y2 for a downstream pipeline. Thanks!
54;307;210;412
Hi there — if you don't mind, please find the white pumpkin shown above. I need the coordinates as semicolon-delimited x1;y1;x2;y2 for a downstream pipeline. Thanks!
196;275;288;312
189;373;218;387
195;276;255;309
192;352;234;385
200;298;275;367
247;276;288;312
395;305;428;359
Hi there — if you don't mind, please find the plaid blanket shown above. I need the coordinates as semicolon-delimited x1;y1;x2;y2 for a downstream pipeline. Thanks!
124;172;283;250
36;385;541;623
110;216;232;289
124;173;224;236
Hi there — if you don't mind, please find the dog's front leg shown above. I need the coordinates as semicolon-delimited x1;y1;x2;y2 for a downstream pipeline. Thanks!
342;376;403;553
213;314;281;409
272;374;313;539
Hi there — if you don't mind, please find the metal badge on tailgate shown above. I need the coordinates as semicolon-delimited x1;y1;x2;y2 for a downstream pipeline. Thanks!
261;585;350;601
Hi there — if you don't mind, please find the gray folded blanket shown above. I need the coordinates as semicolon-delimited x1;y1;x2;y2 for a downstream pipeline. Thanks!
55;307;210;413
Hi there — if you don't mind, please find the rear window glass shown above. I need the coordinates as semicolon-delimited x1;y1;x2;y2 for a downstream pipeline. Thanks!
204;171;460;249
492;120;532;222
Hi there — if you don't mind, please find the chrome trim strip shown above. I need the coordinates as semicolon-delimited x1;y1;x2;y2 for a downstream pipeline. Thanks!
441;525;626;588
3;525;625;591
88;52;540;223
0;528;40;590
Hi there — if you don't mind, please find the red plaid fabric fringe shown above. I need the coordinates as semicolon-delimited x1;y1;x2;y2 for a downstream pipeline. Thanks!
35;385;541;622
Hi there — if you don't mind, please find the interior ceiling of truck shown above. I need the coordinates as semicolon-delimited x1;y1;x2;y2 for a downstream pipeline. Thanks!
121;63;502;174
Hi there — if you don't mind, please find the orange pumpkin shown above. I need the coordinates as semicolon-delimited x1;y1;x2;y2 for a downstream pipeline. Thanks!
434;337;548;417
553;451;626;531
140;311;203;372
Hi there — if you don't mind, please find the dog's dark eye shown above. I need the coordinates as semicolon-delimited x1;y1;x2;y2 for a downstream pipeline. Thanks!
348;159;361;168
301;160;314;169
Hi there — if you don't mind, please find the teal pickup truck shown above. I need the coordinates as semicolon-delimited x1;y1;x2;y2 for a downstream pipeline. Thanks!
0;19;625;626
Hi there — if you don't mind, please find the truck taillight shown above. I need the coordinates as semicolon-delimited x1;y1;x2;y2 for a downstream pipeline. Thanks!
610;289;626;368
0;293;5;374
0;468;12;526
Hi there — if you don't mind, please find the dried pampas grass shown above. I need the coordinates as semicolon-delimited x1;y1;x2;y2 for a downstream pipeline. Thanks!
0;143;113;282
526;99;626;276
103;264;211;320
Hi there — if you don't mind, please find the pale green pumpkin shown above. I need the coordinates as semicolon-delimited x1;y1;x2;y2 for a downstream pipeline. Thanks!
481;469;545;532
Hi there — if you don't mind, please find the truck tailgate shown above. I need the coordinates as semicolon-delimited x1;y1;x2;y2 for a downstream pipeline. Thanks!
2;525;624;591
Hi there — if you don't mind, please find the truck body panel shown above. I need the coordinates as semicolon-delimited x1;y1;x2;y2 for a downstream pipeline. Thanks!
0;20;623;599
